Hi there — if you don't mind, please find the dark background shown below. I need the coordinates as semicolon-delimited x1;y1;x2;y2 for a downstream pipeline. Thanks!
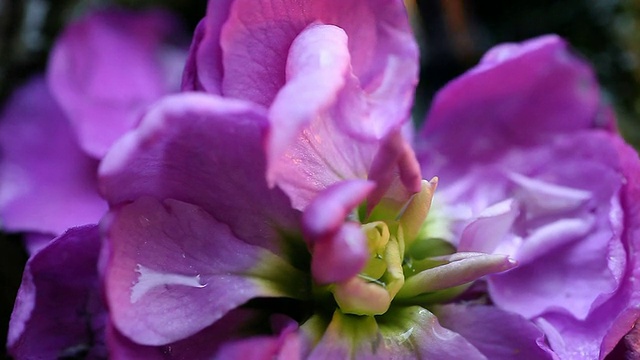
1;0;639;358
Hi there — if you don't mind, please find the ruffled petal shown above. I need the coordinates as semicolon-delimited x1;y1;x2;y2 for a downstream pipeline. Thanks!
210;3;420;211
190;0;417;112
416;34;639;356
458;199;519;253
187;1;419;211
8;225;106;359
487;132;625;321
0;77;105;235
530;134;640;359
103;197;308;345
264;23;379;210
99;93;299;253
48;9;186;157
422;127;636;357
435;304;555;360
417;35;611;185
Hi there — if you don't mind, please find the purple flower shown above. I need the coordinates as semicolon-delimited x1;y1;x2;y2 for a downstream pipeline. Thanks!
0;9;187;242
97;1;543;358
416;35;640;359
7;1;640;359
98;94;524;358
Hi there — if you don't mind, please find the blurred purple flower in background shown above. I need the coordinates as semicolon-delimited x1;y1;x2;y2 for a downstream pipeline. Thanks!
0;77;105;251
48;8;187;158
0;8;187;251
3;0;640;359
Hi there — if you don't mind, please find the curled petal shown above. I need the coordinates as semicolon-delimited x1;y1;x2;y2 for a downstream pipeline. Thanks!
515;216;595;264
487;132;626;321
302;179;374;240
415;33;640;359
265;24;379;210
311;222;368;285
458;199;519;253
489;216;616;321
508;172;591;218
367;130;423;210
267;23;351;160
190;0;419;212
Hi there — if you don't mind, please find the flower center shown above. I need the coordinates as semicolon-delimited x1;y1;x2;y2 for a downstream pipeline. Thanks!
327;178;437;315
321;177;516;316
331;219;405;315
